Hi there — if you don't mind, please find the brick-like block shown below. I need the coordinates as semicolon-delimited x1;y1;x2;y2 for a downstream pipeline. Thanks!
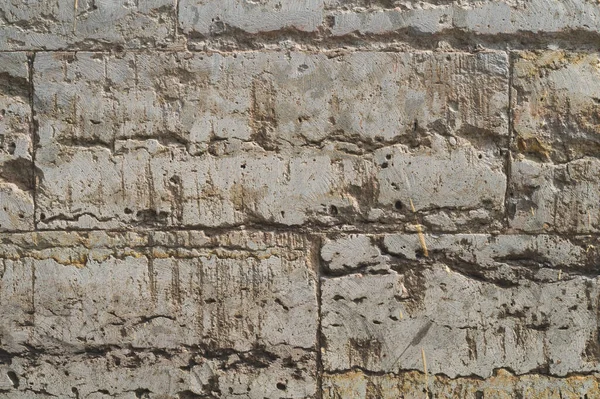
323;370;600;399
321;234;600;378
34;51;508;152
178;0;600;41
34;51;507;230
0;231;318;380
325;0;600;37
0;53;34;231
179;0;325;37
0;0;175;51
512;51;600;164
509;158;600;233
510;51;600;233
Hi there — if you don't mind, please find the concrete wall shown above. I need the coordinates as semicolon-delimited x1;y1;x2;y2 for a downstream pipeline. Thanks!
1;1;600;397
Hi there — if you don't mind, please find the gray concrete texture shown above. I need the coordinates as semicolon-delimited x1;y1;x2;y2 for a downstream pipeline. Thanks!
1;0;600;397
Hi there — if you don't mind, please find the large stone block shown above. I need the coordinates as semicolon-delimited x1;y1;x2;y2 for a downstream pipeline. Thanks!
0;53;34;231
34;51;508;230
509;157;600;233
509;51;600;233
179;0;325;37
321;233;600;378
512;51;600;164
0;0;175;51
325;0;600;37
179;0;600;42
0;230;318;398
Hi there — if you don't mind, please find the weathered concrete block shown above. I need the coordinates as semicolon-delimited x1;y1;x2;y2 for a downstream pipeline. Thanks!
34;51;507;229
0;232;317;362
179;0;325;37
509;157;600;233
321;234;600;378
0;0;175;51
0;53;34;231
34;51;508;152
509;51;600;233
178;0;600;42
512;51;600;164
325;0;600;37
323;369;600;399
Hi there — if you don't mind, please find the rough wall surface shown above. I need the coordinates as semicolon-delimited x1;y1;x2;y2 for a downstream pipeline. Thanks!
1;1;600;398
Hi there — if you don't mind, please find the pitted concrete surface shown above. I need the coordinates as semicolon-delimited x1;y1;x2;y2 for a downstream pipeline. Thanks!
1;0;600;398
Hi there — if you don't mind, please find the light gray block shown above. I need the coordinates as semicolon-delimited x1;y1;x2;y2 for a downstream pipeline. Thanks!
322;233;600;378
34;51;508;230
0;230;318;353
0;0;175;51
326;0;600;36
179;0;325;36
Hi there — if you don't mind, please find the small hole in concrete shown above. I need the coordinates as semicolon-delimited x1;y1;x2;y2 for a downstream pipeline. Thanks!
7;371;19;388
394;201;403;210
134;389;151;398
329;205;338;215
381;162;388;168
276;382;287;391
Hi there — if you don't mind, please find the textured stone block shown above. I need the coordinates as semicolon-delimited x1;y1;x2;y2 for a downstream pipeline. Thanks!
321;233;600;378
34;51;508;229
0;0;175;51
512;51;600;164
325;0;600;37
178;0;600;42
323;370;600;399
0;230;318;397
509;51;600;233
179;0;325;36
0;53;34;231
509;158;600;233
